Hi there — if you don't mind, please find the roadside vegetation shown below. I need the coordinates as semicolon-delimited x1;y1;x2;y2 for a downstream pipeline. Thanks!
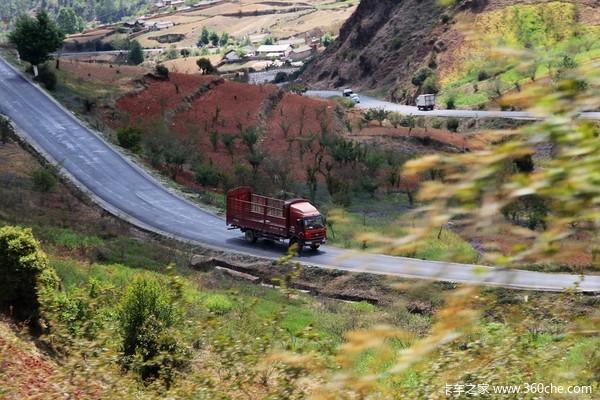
0;137;598;397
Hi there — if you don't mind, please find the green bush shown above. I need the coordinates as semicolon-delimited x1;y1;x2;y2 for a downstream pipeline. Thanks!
35;67;57;90
155;64;169;79
117;126;143;152
0;226;60;325
446;96;456;110
446;118;459;132
31;165;58;192
477;70;490;81
118;277;187;385
411;67;433;87
422;75;439;94
203;294;233;315
195;163;222;187
127;40;144;65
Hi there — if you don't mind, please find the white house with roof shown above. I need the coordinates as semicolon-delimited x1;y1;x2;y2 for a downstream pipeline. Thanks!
256;44;292;58
145;20;175;30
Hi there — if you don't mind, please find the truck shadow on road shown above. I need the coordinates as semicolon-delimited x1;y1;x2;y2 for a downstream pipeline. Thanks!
224;237;326;258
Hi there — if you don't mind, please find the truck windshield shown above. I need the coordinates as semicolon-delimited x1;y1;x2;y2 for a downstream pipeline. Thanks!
304;216;324;229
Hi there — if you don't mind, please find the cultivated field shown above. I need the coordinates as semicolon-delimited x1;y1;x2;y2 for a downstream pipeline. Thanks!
127;0;356;49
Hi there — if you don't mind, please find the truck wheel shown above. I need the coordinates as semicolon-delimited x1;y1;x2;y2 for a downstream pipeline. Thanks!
310;244;320;251
244;230;257;243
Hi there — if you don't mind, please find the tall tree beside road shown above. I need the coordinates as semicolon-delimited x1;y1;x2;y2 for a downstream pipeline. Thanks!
127;40;144;65
9;11;64;77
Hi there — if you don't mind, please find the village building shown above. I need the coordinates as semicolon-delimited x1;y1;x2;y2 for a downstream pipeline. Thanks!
288;45;314;61
256;44;292;58
145;20;175;30
223;49;241;62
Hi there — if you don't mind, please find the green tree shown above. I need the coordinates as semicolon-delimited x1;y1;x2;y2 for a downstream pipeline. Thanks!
56;7;83;35
127;40;144;65
118;277;187;385
0;226;59;325
219;32;230;47
117;126;143;152
209;31;219;46
31;165;58;192
199;26;210;45
241;126;259;152
411;67;434;87
262;35;274;45
195;162;222;187
322;32;334;47
9;11;65;77
221;133;236;159
196;57;216;74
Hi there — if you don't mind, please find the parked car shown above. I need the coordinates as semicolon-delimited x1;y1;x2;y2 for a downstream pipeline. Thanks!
342;88;354;97
350;93;360;103
416;94;435;111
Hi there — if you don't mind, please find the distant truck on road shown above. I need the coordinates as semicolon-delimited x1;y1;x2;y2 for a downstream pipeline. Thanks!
416;94;435;111
226;187;327;251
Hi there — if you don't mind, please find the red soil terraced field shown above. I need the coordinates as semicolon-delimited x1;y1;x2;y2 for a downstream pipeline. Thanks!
116;73;219;120
113;74;339;181
111;73;476;189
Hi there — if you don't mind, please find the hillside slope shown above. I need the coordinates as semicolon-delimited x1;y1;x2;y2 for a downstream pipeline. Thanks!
302;0;600;105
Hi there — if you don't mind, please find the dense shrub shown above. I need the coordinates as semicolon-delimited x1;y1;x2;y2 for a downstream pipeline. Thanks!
155;64;169;79
35;67;57;90
117;126;143;152
422;75;439;94
31;165;58;192
446;118;459;132
446;96;456;110
501;194;548;230
477;70;489;81
118;277;187;385
411;67;433;87
197;57;216;75
0;226;60;325
195;163;222;187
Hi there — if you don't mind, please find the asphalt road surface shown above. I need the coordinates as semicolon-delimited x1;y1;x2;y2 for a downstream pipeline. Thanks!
1;57;599;292
306;90;600;120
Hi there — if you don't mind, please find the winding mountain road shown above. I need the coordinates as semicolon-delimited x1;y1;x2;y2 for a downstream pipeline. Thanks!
1;57;599;292
306;90;600;120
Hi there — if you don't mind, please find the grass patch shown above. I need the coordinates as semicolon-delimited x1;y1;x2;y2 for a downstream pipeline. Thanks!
326;207;479;264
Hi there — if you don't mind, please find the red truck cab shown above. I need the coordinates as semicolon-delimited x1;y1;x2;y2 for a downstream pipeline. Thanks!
226;187;326;251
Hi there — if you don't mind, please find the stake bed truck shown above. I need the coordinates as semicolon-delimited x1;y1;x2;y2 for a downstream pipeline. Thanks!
226;187;327;251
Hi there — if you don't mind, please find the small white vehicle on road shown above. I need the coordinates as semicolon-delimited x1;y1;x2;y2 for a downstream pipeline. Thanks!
416;94;435;111
350;93;360;103
342;88;354;97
